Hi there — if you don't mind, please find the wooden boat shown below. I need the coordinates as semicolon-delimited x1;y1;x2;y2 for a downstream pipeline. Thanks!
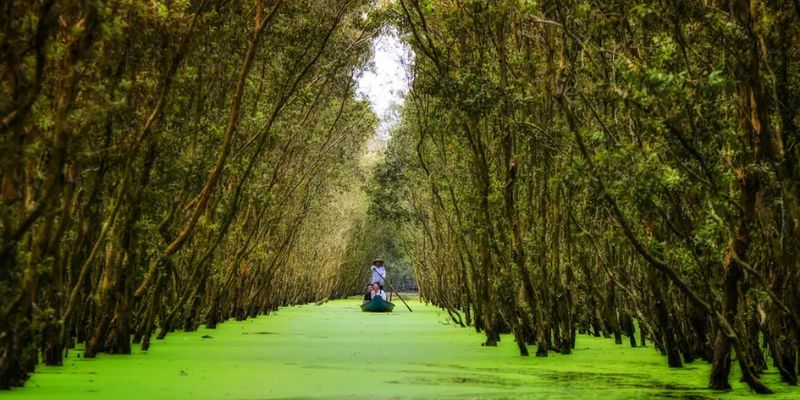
361;296;395;312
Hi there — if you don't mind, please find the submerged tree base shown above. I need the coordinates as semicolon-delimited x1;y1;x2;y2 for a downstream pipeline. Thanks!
7;298;799;399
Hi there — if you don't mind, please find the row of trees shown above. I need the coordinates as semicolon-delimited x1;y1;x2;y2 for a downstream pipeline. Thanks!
1;0;377;388
374;0;799;393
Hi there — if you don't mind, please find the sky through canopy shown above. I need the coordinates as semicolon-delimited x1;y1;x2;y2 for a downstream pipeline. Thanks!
356;27;413;142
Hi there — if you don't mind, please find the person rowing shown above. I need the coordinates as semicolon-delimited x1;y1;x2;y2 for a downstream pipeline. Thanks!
369;258;386;289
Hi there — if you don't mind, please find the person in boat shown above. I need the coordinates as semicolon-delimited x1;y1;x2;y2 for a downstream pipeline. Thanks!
368;282;387;301
370;259;386;289
362;284;372;304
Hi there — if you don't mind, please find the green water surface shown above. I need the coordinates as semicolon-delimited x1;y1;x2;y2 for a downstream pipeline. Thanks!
5;297;799;399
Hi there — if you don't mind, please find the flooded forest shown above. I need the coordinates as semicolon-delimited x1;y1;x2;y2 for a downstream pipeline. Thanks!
1;0;799;397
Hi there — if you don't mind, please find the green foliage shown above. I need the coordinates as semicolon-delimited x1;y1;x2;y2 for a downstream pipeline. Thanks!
387;0;800;392
0;0;387;387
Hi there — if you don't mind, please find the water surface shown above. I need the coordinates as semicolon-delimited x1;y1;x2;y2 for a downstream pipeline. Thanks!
7;297;799;399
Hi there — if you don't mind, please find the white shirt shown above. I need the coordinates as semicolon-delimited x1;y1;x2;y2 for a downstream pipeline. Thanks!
370;290;387;301
370;265;386;285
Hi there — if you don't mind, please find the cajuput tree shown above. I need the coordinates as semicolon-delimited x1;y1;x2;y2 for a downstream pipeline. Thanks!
376;0;799;393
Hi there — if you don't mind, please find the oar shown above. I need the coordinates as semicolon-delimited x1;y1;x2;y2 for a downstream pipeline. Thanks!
374;269;412;312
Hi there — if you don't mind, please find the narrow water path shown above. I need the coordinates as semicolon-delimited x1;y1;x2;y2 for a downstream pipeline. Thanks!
7;297;798;399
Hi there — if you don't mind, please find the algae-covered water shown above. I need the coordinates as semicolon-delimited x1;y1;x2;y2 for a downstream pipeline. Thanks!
6;297;800;399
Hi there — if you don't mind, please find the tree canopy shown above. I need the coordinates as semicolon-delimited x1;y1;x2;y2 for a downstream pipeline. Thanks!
1;0;381;387
372;0;800;393
1;0;799;395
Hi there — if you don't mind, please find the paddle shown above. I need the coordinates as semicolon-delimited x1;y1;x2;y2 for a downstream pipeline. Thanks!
373;268;412;312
